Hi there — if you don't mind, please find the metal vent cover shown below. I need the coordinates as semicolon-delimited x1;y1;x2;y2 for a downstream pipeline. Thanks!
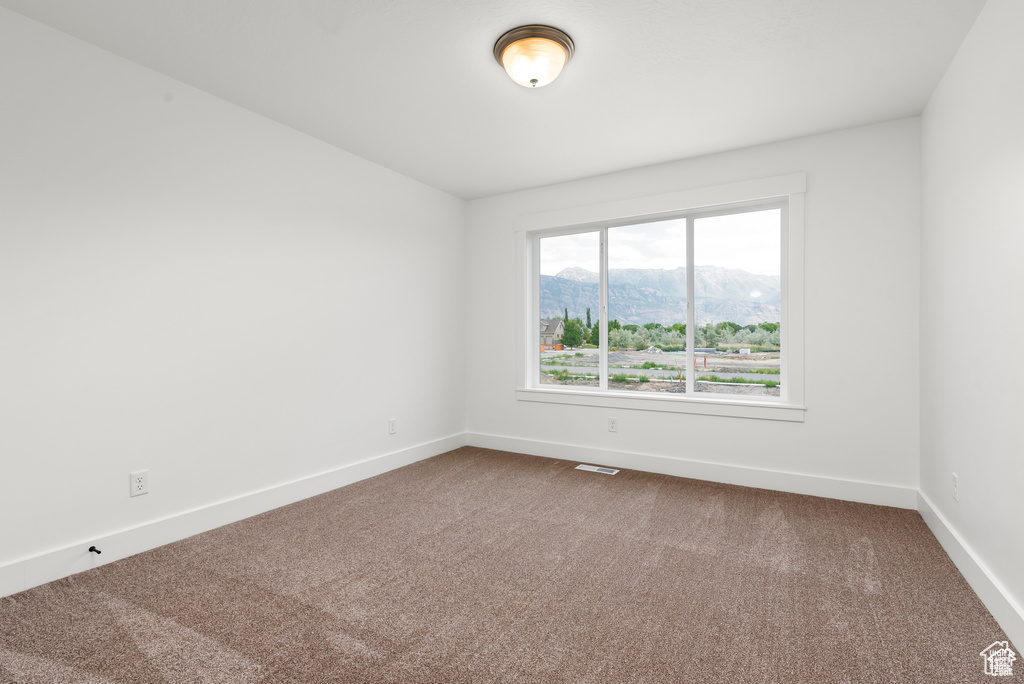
575;464;619;475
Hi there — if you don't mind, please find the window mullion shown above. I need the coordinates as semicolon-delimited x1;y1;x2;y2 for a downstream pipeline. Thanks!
686;217;695;395
779;203;789;403
599;227;608;391
529;233;540;388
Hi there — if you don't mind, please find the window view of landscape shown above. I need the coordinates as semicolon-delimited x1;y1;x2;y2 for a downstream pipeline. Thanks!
537;207;783;398
539;232;599;387
693;209;781;396
606;219;688;393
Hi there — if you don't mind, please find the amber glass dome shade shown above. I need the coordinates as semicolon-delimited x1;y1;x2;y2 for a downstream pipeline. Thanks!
493;25;574;88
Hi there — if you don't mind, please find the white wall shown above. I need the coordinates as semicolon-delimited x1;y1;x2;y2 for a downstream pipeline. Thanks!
466;119;921;503
0;8;465;584
921;0;1024;639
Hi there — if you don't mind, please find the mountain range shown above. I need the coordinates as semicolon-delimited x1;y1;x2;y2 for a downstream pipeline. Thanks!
542;266;780;326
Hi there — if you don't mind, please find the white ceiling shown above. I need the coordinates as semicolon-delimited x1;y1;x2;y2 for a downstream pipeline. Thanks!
1;0;985;199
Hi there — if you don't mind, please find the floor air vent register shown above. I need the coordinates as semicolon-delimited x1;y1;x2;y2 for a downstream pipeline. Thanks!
575;464;619;475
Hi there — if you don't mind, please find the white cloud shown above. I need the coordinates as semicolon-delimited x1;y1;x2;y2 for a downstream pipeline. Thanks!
539;209;780;276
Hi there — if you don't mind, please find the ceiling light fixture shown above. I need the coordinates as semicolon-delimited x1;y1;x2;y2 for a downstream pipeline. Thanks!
493;25;574;88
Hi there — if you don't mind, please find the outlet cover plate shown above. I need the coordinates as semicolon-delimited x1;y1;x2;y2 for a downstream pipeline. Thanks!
130;470;149;497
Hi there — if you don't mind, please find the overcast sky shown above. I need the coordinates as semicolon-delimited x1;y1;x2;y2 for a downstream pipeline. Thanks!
540;209;781;276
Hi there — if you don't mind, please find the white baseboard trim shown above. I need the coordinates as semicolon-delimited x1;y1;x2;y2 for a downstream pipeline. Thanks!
0;433;468;599
917;491;1024;650
467;432;919;509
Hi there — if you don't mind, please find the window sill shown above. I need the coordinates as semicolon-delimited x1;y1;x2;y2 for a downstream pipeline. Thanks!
515;387;805;422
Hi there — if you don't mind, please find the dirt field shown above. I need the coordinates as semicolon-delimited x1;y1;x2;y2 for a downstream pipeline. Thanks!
544;348;780;372
540;347;782;397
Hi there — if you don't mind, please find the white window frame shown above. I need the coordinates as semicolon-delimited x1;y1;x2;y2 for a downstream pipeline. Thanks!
514;173;806;422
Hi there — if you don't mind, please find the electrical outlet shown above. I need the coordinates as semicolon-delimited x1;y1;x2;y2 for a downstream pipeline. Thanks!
130;470;148;497
952;472;959;502
608;417;618;433
387;418;397;436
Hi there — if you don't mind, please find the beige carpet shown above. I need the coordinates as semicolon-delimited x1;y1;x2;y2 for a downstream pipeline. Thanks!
0;447;1017;682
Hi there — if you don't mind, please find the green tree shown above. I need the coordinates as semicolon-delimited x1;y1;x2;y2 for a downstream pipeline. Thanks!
609;319;622;331
636;328;652;348
759;322;780;333
720;321;742;334
586;308;592;329
623;324;639;332
749;327;771;346
590;319;600;346
564;307;569;323
562;319;583;348
573;317;585;341
700;323;719;348
671;323;686;335
609;328;632;349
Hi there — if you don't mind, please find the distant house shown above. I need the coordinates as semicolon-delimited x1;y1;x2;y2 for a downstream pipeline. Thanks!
540;318;565;348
